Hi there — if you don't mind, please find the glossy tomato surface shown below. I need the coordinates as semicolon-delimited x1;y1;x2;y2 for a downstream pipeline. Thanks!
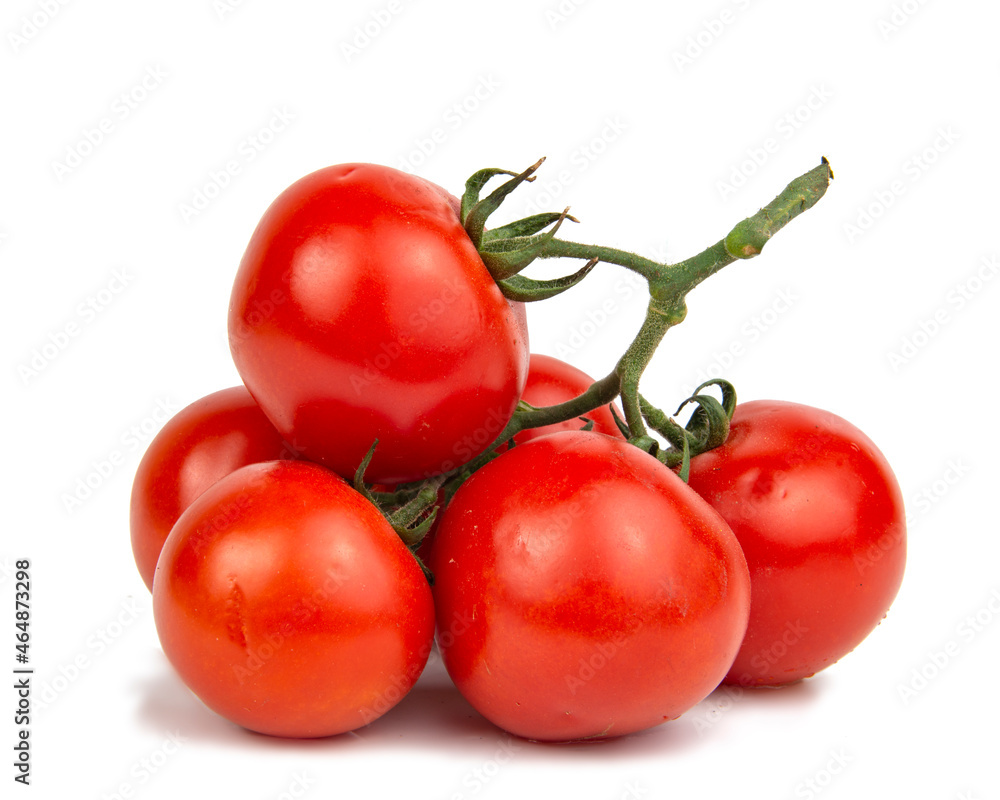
687;400;906;686
431;430;750;742
513;354;624;444
228;163;529;483
129;386;293;592
153;460;435;738
416;354;622;565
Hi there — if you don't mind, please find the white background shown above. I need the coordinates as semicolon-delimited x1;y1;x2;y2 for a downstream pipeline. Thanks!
3;0;998;798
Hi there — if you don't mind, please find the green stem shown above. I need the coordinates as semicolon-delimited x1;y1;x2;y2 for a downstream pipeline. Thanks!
652;239;731;305
614;301;675;437
429;158;832;498
531;158;833;443
722;157;832;258
516;371;622;431
541;240;664;282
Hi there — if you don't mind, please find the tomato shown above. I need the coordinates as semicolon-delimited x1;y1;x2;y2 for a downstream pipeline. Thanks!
416;354;623;565
129;386;294;592
152;460;434;738
228;163;530;484
430;430;750;742
512;354;624;444
686;400;906;686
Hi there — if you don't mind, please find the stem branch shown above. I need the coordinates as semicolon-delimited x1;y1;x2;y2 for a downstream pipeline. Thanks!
432;158;832;497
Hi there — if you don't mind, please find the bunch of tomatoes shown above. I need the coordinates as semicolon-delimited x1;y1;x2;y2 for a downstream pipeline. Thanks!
130;161;905;742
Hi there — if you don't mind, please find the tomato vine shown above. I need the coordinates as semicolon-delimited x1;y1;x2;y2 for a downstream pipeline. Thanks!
447;158;829;476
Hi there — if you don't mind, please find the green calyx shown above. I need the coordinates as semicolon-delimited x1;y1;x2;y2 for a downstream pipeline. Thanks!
497;257;598;302
353;440;438;581
460;159;596;302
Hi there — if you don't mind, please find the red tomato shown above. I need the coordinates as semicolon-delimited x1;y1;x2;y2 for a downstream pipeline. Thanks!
129;386;294;592
153;460;434;738
228;163;530;484
686;400;906;686
513;354;624;444
416;354;622;565
431;430;750;742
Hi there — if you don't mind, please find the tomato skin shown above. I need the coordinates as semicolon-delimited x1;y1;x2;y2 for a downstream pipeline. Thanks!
686;400;906;686
513;354;624;444
416;354;622;564
152;460;434;738
431;431;750;742
228;163;529;484
129;386;293;592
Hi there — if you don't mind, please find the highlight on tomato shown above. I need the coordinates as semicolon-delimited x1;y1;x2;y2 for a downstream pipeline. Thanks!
129;386;295;592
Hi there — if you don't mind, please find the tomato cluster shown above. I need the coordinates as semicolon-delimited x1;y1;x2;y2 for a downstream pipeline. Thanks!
131;162;905;742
